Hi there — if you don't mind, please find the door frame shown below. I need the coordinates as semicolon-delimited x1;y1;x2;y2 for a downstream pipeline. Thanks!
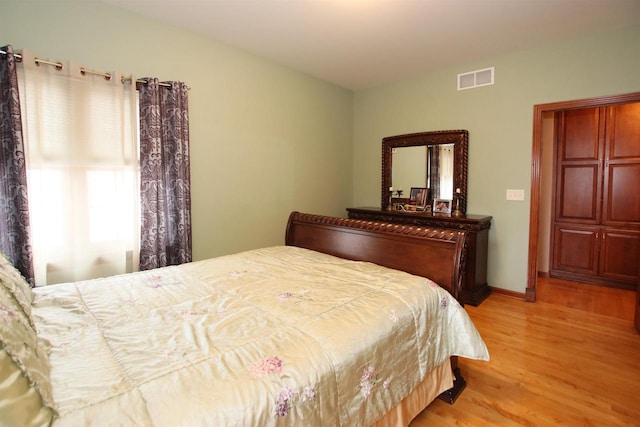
526;92;640;301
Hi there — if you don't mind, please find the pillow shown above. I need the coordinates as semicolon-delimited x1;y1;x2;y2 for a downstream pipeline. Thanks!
0;349;55;427
0;285;56;425
0;251;35;328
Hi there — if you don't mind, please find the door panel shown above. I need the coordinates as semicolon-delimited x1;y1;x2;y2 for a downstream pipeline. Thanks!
561;108;602;161
603;164;640;224
600;229;640;283
556;165;600;222
607;103;640;160
551;225;598;275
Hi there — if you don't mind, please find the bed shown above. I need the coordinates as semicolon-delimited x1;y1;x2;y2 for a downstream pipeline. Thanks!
0;212;489;426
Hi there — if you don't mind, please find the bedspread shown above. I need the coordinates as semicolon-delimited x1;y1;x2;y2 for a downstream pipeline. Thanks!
31;246;489;426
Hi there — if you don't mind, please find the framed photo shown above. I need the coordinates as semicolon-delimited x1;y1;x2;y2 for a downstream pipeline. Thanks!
409;187;429;208
433;198;452;214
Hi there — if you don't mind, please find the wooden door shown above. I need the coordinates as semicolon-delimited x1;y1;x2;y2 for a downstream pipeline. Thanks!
550;103;640;288
550;108;603;278
602;103;640;227
600;104;640;287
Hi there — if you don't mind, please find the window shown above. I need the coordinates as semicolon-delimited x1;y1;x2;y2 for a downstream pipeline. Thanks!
18;53;139;285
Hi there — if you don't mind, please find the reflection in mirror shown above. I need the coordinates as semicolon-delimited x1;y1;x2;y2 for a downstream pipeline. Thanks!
428;144;454;200
391;146;427;194
382;130;468;214
392;145;455;199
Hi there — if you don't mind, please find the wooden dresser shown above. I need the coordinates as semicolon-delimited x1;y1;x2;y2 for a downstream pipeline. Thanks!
346;207;492;306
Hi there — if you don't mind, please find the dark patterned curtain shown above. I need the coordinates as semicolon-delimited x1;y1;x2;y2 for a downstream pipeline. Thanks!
428;146;440;200
0;45;35;285
139;78;191;270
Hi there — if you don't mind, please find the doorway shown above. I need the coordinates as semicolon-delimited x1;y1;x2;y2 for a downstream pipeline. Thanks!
526;91;640;301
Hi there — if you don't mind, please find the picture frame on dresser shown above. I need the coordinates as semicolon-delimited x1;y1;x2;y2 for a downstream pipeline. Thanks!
433;198;452;214
409;187;429;209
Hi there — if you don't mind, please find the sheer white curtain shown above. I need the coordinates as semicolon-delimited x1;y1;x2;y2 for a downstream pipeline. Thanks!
17;50;139;286
439;145;454;199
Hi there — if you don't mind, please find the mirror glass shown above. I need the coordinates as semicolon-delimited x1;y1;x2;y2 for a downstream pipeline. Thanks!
382;130;468;214
391;146;426;195
391;144;455;200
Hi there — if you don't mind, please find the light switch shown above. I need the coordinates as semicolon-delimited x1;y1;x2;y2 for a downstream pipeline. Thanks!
506;189;525;201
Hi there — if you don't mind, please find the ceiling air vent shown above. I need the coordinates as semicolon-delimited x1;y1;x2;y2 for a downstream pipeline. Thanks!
457;67;494;90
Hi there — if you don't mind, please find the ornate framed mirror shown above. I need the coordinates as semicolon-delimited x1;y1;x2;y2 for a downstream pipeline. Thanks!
381;130;468;214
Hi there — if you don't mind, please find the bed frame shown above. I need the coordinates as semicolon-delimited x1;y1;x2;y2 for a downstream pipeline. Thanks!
285;211;470;403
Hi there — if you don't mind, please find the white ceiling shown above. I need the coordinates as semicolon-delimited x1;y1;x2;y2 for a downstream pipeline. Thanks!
101;0;640;90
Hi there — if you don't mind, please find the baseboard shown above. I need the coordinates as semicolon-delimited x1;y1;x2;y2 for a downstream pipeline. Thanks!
489;286;527;300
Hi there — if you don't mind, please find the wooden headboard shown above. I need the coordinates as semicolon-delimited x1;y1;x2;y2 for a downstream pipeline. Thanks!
285;212;468;303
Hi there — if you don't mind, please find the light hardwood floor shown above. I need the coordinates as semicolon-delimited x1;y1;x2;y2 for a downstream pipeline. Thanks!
411;279;639;426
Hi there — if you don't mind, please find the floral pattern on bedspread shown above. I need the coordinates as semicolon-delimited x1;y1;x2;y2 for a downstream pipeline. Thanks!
250;356;318;417
31;246;489;426
359;365;390;398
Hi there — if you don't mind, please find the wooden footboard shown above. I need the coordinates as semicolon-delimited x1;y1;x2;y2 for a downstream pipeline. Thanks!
285;211;468;306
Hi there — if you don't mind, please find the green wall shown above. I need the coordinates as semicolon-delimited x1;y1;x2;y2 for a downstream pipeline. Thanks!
1;0;354;260
3;0;639;294
353;25;640;293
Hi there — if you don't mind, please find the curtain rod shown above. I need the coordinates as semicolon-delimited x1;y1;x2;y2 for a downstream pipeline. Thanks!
0;49;188;89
